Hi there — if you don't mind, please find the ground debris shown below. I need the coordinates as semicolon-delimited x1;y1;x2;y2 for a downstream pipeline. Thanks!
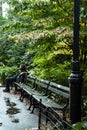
11;119;19;123
0;122;3;126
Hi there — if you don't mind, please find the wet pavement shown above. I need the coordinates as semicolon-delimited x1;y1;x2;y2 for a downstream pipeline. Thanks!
0;87;38;130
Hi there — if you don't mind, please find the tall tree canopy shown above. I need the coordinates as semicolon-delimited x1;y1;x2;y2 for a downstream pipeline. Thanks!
0;0;86;85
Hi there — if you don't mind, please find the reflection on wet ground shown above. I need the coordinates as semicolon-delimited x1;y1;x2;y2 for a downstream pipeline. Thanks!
5;97;20;114
6;107;20;115
0;87;38;130
5;97;16;107
4;97;20;123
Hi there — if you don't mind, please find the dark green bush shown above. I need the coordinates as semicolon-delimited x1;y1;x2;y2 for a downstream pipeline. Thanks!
0;66;18;85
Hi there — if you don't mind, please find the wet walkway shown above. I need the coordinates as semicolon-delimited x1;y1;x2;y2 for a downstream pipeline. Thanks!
0;87;38;130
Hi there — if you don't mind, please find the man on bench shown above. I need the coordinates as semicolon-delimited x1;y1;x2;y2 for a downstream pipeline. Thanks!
3;64;27;92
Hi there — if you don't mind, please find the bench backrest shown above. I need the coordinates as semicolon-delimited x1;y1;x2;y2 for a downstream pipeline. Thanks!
34;78;50;95
26;76;69;105
26;76;50;95
26;75;36;88
47;81;70;105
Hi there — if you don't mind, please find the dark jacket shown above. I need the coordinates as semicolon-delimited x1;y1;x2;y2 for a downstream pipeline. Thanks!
16;71;27;83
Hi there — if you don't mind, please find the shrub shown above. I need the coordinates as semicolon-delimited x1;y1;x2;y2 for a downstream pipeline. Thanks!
0;66;18;85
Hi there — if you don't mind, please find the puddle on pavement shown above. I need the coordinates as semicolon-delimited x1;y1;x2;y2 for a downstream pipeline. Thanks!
6;107;20;115
4;97;16;107
4;97;20;123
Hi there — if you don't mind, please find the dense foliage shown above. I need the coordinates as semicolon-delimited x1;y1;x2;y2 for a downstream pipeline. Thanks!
0;0;87;85
0;0;74;85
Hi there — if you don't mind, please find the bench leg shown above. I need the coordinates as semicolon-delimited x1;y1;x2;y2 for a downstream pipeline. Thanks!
62;110;67;129
38;99;42;130
30;100;35;113
62;110;66;121
30;98;37;113
46;108;49;124
19;89;25;102
28;95;33;111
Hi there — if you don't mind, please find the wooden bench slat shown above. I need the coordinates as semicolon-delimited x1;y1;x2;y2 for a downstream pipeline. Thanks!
50;82;70;92
48;86;69;98
33;94;67;110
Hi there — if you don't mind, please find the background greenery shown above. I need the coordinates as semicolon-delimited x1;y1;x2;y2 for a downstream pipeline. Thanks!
0;0;86;86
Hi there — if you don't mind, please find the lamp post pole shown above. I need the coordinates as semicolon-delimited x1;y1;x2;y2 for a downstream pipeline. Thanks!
68;0;82;123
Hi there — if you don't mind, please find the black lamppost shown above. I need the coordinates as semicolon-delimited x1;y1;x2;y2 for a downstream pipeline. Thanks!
68;0;82;123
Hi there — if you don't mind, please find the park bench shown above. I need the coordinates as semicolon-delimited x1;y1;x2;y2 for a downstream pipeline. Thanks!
14;75;50;109
14;76;70;128
31;81;69;121
14;75;36;101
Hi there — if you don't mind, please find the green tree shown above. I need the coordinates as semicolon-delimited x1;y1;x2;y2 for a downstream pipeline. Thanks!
0;0;86;84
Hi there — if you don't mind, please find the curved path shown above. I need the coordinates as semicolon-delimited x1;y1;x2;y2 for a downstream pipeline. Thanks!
0;87;38;130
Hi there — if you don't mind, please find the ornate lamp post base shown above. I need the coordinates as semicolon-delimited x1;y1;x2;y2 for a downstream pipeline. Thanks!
68;61;82;123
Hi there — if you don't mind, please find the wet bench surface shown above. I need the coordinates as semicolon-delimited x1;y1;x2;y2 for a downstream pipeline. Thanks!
0;87;38;130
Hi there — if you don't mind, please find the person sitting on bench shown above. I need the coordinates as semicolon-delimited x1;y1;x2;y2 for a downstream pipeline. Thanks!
3;64;27;92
